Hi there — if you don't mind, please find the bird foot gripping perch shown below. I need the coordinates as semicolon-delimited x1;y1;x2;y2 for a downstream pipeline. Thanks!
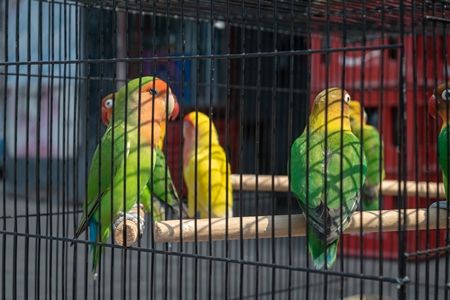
113;204;146;247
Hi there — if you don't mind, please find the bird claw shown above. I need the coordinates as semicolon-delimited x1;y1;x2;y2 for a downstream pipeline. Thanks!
429;201;450;210
113;204;146;237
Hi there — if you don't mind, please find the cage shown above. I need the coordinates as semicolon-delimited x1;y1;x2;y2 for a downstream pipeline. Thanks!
1;0;450;299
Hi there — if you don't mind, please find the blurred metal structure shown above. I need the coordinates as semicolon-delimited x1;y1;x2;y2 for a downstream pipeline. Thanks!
1;0;450;299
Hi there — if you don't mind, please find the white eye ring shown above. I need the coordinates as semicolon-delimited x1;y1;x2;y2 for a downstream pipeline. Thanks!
441;89;450;101
344;94;351;104
105;99;113;108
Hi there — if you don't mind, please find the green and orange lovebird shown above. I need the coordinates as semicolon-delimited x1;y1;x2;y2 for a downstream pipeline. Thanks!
183;111;233;218
101;91;183;221
349;100;385;210
74;77;176;271
429;82;450;209
289;88;367;269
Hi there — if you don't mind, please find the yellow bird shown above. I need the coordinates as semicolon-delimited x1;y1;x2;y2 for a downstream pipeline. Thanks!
182;111;233;218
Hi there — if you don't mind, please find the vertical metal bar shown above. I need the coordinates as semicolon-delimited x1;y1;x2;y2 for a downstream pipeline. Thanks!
270;1;278;299
339;1;348;299
224;0;231;298
378;2;387;298
98;2;106;294
93;1;104;296
121;1;132;298
38;0;45;297
83;1;91;298
286;1;294;299
287;0;295;298
55;8;62;298
397;1;407;299
305;0;312;297
46;1;54;293
359;1;367;297
323;0;331;297
421;1;431;299
72;0;81;298
62;1;69;298
136;37;145;300
1;0;8;299
208;2;214;299
12;0;21;297
111;6;118;298
137;1;144;299
255;1;262;298
178;0;186;298
238;1;246;299
194;1;200;299
164;1;172;299
25;0;32;298
149;3;158;300
410;1;420;299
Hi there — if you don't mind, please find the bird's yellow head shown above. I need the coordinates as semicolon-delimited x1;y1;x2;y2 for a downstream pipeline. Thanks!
309;87;352;131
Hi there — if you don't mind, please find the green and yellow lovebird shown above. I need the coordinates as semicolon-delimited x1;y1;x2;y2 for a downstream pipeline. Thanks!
101;92;184;221
289;88;367;269
183;111;233;218
429;82;450;209
349;100;385;210
74;77;176;271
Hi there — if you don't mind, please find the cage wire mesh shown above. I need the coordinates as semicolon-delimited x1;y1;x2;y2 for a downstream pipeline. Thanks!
1;0;450;299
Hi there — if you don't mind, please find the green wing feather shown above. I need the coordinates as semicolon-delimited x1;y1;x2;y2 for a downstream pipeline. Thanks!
144;147;181;221
74;124;127;239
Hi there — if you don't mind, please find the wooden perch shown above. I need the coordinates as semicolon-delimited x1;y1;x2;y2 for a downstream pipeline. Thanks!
230;174;446;199
114;204;146;247
154;208;450;243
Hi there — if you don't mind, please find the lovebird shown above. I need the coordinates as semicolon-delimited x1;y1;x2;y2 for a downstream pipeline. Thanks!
74;77;176;271
289;88;367;269
428;82;450;209
183;111;233;218
349;100;385;210
101;92;184;221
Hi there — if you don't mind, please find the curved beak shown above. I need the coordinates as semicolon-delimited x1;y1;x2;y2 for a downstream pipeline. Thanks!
428;95;437;119
170;102;180;121
101;108;109;126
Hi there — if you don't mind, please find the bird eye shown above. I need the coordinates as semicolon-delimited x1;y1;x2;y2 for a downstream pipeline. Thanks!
149;88;158;96
441;89;450;101
344;94;351;104
105;99;113;108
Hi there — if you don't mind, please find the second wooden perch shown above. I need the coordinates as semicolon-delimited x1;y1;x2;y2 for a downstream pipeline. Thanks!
231;174;446;199
154;208;450;243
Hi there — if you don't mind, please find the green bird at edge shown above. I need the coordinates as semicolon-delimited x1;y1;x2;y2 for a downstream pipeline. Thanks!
289;88;367;269
429;82;450;209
